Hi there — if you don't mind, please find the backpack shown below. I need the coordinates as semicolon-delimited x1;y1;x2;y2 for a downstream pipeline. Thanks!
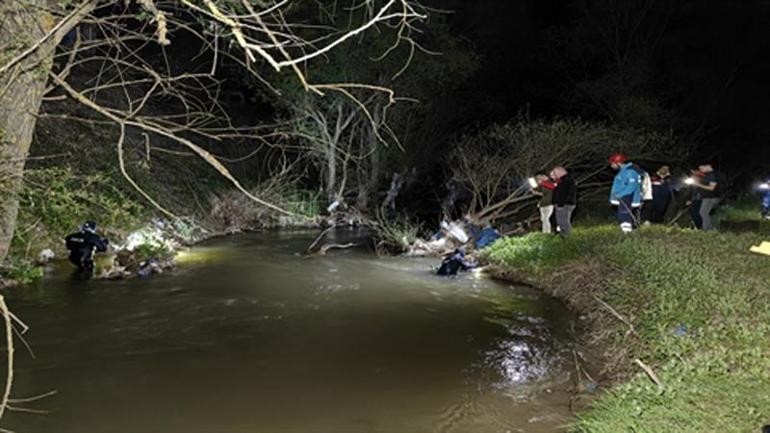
630;164;653;201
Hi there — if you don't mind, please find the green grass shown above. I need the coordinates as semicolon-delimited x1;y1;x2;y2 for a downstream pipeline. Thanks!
484;225;770;433
718;199;770;234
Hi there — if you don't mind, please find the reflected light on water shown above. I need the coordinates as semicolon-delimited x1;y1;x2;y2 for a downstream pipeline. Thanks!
486;338;553;388
174;247;229;265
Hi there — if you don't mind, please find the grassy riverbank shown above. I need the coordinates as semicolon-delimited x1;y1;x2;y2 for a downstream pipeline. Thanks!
484;224;770;432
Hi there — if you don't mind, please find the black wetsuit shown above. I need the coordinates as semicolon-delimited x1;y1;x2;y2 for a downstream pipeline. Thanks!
65;231;108;272
437;251;473;276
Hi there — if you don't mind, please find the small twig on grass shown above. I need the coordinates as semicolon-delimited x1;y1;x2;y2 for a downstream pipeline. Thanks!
581;367;595;383
592;295;636;336
635;358;662;387
572;349;582;386
572;350;597;390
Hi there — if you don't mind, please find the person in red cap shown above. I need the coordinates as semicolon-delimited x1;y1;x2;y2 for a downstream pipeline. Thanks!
608;153;643;233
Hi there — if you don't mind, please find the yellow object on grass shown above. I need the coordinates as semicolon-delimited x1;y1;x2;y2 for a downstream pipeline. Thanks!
749;241;770;256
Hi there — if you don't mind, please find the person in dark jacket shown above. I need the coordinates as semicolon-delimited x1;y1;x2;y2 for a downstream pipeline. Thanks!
550;166;577;236
689;163;721;231
649;165;674;223
65;221;109;273
437;248;476;276
686;169;704;229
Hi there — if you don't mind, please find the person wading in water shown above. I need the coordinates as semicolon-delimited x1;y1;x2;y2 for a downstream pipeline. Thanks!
65;221;109;273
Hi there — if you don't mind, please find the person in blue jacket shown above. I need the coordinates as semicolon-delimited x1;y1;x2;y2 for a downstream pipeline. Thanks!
760;175;770;219
608;153;642;233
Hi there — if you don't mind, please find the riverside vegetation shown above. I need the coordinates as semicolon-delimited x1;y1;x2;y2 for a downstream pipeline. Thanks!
1;161;323;285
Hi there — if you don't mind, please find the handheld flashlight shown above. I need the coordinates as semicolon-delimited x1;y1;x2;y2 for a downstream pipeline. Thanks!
684;177;695;185
527;177;538;188
759;183;770;191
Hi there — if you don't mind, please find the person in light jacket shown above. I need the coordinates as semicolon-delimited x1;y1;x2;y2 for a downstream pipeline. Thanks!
550;166;577;236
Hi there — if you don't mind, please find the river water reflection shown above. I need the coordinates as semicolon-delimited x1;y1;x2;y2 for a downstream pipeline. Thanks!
4;230;577;433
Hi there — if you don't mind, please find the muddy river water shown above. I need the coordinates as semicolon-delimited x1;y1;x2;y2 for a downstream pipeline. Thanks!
3;230;580;433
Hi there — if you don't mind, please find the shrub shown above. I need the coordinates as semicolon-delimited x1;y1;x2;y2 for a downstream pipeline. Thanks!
0;260;45;285
9;167;145;261
371;212;422;254
208;181;322;232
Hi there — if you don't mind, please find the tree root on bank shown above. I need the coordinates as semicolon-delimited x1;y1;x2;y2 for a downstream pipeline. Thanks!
317;243;357;255
307;227;335;254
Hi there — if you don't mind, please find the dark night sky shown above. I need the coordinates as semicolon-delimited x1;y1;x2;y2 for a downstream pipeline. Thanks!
434;0;770;179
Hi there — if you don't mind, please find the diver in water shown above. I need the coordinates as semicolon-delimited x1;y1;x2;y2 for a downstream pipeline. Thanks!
436;248;476;277
65;221;109;273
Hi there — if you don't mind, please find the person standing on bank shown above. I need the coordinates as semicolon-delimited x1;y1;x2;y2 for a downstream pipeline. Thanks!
608;153;642;233
530;174;557;233
759;175;770;220
649;165;674;223
686;168;704;229
550;166;577;236
689;163;721;231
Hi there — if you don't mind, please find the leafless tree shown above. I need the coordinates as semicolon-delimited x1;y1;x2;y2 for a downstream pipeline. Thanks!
0;0;427;262
449;118;688;225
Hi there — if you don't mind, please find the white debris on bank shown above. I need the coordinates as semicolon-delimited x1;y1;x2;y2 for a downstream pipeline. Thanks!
37;248;55;265
99;218;206;280
405;218;502;258
406;220;470;257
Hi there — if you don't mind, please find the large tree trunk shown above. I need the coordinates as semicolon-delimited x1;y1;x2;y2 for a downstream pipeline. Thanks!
0;1;88;263
325;140;337;203
356;121;381;211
